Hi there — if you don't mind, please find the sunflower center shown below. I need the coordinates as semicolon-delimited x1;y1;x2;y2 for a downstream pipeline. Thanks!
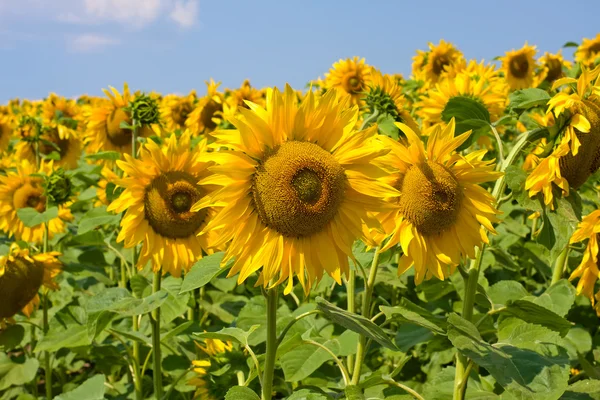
144;171;206;239
432;55;450;76
0;257;45;319
200;100;222;131
397;161;462;236
544;58;563;82
173;103;193;126
13;183;46;213
251;141;347;238
509;54;530;79
106;108;133;147
40;129;69;158
589;42;600;55
345;75;362;93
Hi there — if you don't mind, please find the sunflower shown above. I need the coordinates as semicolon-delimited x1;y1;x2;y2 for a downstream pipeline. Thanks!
525;66;600;208
15;124;82;169
567;210;600;314
0;160;73;243
365;69;419;133
500;43;538;90
324;56;373;106
160;91;197;131
377;120;501;284
194;85;398;294
417;63;508;127
0;243;61;325
185;80;224;136
575;33;600;68
412;40;464;85
537;51;572;84
221;80;265;120
0;112;12;153
85;83;154;155
95;166;120;207
189;338;235;400
107;133;216;277
41;93;81;132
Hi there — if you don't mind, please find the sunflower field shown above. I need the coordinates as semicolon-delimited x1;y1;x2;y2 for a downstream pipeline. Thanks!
2;33;600;400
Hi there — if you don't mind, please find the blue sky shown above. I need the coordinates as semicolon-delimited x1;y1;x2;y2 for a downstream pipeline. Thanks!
0;0;599;103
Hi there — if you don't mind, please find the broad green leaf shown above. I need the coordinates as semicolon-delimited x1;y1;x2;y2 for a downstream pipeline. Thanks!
395;323;435;351
316;297;398;351
130;274;150;298
441;96;491;124
0;325;25;351
563;41;580;48
161;321;194;341
67;231;106;246
109;328;152;346
561;379;600;399
500;299;572;336
78;206;121;234
54;375;106;400
508;88;551;112
287;388;333;400
86;287;168;316
0;355;39;391
36;307;91;352
376;114;400;139
16;207;58;227
158;277;190;324
487;281;529;308
194;326;259;347
236;296;299;346
280;339;340;381
85;151;122;161
533;279;576;317
224;386;260;400
180;252;227;293
380;298;447;335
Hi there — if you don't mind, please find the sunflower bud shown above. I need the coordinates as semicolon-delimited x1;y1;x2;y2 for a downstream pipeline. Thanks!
128;94;161;128
44;168;73;206
365;86;399;120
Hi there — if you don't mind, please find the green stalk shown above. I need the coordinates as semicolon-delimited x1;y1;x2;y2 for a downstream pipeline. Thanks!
351;246;381;386
43;293;51;400
551;246;570;285
346;269;356;375
151;269;163;399
262;288;279;400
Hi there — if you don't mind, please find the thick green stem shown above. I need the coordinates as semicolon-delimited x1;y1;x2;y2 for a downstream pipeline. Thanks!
131;122;138;158
151;269;163;399
351;246;381;386
552;246;570;285
262;288;279;400
346;269;356;375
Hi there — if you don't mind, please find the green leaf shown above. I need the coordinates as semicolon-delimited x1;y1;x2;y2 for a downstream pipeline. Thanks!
376;114;400;140
0;325;25;351
447;314;570;399
194;326;259;347
487;281;529;308
316;297;398;351
508;88;551;112
533;279;576;317
499;299;572;336
224;386;260;400
561;380;600;399
563;41;580;48
441;96;491;124
54;375;106;400
0;355;39;391
161;321;194;341
130;274;150;298
158;277;190;324
287;388;333;400
280;339;340;381
37;307;91;352
85;151;122;161
380;298;447;335
180;252;227;293
78;206;121;234
67;231;106;246
109;329;152;346
86;287;168;317
16;207;58;227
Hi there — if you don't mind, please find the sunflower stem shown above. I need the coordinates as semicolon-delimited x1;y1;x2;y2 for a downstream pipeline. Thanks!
151;268;163;399
552;245;570;285
359;108;379;131
345;269;356;375
131;119;138;158
262;287;279;400
351;246;381;386
43;293;52;400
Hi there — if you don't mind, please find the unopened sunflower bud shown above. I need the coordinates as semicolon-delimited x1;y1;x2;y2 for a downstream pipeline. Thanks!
44;168;73;206
128;94;161;128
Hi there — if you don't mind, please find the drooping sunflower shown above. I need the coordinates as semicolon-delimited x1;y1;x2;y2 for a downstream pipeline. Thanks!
417;62;508;127
537;51;572;85
107;133;216;277
525;66;600;208
412;40;464;85
185;80;224;136
0;243;61;324
189;338;236;400
575;33;600;68
365;69;419;133
324;56;373;106
160;91;197;131
15;124;82;169
0;160;73;243
567;210;600;314
500;43;538;90
85;83;154;155
194;85;398;294
377;120;501;284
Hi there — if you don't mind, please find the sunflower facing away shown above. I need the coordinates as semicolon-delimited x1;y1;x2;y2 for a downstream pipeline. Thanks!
194;85;398;294
189;338;236;400
324;57;373;106
537;51;572;85
0;160;73;243
107;133;216;277
377;120;501;284
412;40;464;85
575;33;600;68
525;66;600;208
160;91;197;131
185;80;224;136
0;243;61;324
500;43;538;90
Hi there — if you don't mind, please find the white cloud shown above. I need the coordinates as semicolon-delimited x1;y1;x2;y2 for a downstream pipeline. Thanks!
169;0;198;28
68;34;119;52
82;0;163;28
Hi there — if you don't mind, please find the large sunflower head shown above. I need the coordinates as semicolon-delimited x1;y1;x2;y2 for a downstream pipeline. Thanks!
537;51;572;85
84;83;154;154
160;91;197;131
324;56;373;106
185;80;224;136
525;66;600;208
377;120;501;284
0;243;61;323
194;85;398;294
412;40;464;85
0;160;73;243
568;210;600;314
107;133;216;277
575;33;600;68
15;123;82;169
500;43;538;90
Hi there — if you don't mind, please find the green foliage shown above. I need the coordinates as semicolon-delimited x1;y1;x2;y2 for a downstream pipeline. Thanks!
16;206;58;227
508;88;551;113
